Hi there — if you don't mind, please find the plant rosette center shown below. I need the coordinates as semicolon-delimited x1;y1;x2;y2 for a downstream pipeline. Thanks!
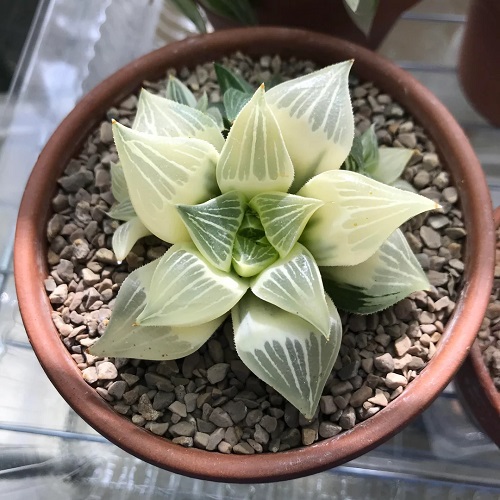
90;61;439;419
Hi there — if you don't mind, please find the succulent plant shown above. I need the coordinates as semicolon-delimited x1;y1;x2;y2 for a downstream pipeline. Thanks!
90;60;438;418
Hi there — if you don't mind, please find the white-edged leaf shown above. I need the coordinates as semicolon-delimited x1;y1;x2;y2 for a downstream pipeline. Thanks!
266;61;354;192
112;217;151;262
110;162;128;203
206;106;224;130
371;147;414;185
217;85;294;198
165;75;198;107
108;199;136;222
251;243;330;338
133;88;224;152
113;122;219;243
223;88;251;122
232;292;342;419
89;260;225;360
343;0;379;36
232;235;279;278
361;125;379;173
298;170;439;266
321;229;429;314
137;243;248;327
249;192;323;257
177;191;246;272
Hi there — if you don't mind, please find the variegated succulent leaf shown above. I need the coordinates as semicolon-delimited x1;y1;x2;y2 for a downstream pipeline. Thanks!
113;121;219;244
133;88;224;152
137;243;249;327
217;85;294;198
177;191;247;272
89;260;226;360
266;61;354;192
321;229;430;314
112;217;151;262
232;234;279;278
251;243;331;338
232;292;342;419
372;147;414;186
165;74;198;108
299;170;439;266
249;192;323;257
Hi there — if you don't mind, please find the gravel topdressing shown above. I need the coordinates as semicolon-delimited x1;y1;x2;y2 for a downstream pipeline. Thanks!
45;52;467;454
477;224;500;390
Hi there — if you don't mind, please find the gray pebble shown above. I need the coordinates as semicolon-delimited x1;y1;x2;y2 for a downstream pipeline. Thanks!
49;284;68;304
169;421;195;438
302;427;317;446
373;353;394;373
420;226;441;249
319;422;342;438
100;122;113;144
349;385;373;407
222;400;247;424
172;436;193;447
193;431;210;449
206;427;225;451
206;363;230;384
427;270;449;287
233;442;255;455
149;422;169;436
260;414;278;433
339;407;356;430
330;380;353;396
108;380;127;399
254;424;270;445
82;366;98;384
338;360;360;381
95;248;116;264
153;391;175;411
168;401;187;417
208;407;233;428
245;409;263;427
280;428;301;448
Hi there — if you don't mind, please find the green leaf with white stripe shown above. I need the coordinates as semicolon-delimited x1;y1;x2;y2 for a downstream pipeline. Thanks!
214;63;254;95
361;125;379;173
177;191;246;272
249;192;323;257
321;229;430;314
251;243;330;338
113;122;219;243
110;162;128;203
223;88;251;122
232;293;342;419
298;170;439;266
266;61;354;192
89;260;225;360
206;106;224;130
132;88;224;152
165;75;197;108
217;85;294;198
195;92;209;113
370;147;414;185
112;217;151;262
232;235;279;278
108;199;136;222
137;243;248;327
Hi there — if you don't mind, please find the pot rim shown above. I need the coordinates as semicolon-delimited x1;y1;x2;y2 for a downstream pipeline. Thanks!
14;27;495;482
455;207;500;447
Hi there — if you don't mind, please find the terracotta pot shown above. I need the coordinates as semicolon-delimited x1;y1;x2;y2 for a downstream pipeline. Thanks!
14;27;495;482
455;207;500;447
458;0;500;126
204;0;420;49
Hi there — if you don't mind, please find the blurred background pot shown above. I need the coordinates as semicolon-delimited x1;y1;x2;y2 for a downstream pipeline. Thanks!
455;206;500;448
458;0;500;127
203;0;420;49
14;27;494;482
